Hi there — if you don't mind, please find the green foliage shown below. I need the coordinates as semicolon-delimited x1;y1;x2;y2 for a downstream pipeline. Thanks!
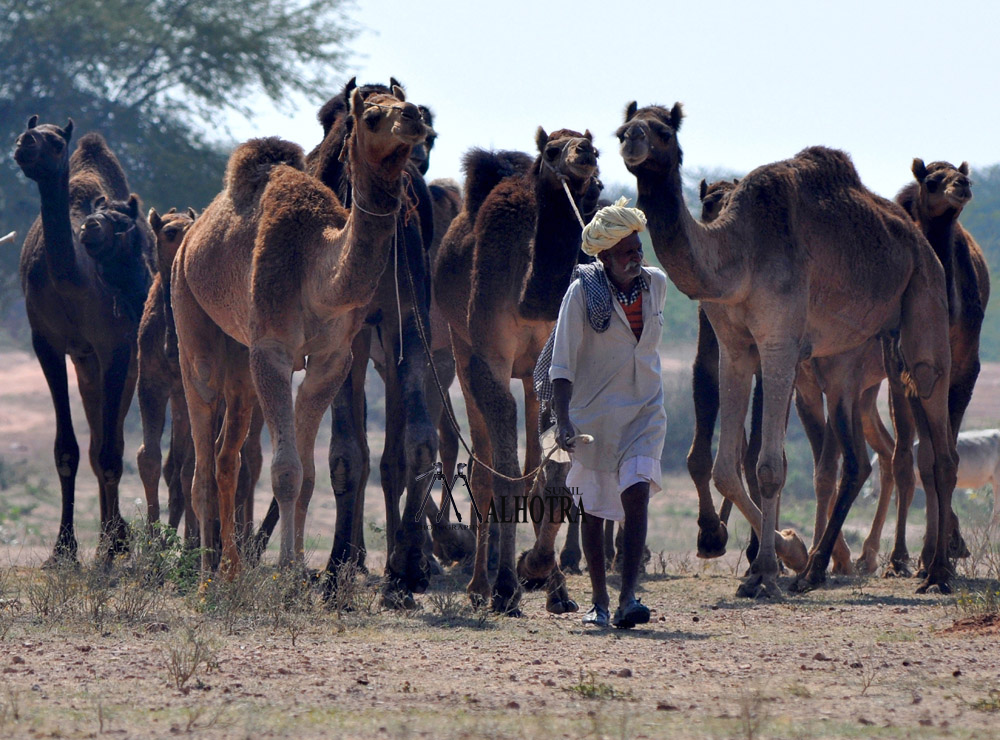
0;0;356;335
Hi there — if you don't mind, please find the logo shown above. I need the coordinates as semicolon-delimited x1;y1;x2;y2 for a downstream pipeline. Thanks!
414;462;586;526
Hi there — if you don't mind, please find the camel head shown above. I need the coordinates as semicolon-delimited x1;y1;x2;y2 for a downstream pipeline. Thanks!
14;115;74;181
534;128;599;197
80;193;142;261
617;102;684;174
911;159;972;218
408;104;437;176
149;206;197;274
699;178;738;223
344;86;430;178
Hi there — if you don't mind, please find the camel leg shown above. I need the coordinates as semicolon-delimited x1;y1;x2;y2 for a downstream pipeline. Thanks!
742;343;802;597
165;386;190;531
791;377;871;592
857;386;896;574
884;382;917;577
559;498;583;575
292;350;354;567
323;328;371;593
944;355;980;559
248;341;301;569
101;344;135;560
136;355;171;528
33;333;80;564
743;371;764;566
214;361;255;577
688;309;729;558
452;338;496;608
235;405;263;556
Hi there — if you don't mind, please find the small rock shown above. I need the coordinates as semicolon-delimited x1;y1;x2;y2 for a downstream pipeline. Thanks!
11;656;24;665
356;677;369;685
952;670;962;677
859;718;874;726
146;622;169;633
76;645;92;653
849;662;863;669
507;701;520;709
617;668;632;678
277;667;291;675
919;718;933;727
531;659;541;665
657;702;679;711
542;679;555;687
813;653;831;662
658;616;666;622
692;616;700;623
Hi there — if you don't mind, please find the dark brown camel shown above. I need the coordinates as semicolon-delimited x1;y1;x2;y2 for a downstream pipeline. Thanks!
172;88;429;578
14;117;153;563
434;128;597;613
618;102;958;596
136;208;265;554
873;159;991;578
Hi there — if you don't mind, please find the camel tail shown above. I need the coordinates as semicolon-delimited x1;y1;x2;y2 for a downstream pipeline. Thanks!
462;149;533;222
226;137;306;209
70;132;130;200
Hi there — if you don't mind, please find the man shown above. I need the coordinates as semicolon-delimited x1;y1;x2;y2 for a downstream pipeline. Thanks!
550;197;667;629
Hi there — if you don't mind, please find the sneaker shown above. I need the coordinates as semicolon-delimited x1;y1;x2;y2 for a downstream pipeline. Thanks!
582;604;610;628
612;597;650;629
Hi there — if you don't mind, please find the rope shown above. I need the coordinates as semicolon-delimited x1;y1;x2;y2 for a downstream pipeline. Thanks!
399;177;592;486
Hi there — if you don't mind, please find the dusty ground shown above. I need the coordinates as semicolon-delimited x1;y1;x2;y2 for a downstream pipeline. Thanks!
1;348;999;739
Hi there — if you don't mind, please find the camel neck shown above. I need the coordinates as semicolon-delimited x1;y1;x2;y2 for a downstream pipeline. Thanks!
518;176;584;321
36;170;83;288
919;207;960;315
635;166;733;301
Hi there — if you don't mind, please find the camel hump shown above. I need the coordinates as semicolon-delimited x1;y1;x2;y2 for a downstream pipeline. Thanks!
462;149;534;222
70;132;130;200
67;171;107;214
793;146;863;189
225;137;306;209
252;165;346;318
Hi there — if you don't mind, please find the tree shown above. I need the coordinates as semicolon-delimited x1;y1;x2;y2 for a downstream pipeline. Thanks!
0;0;356;336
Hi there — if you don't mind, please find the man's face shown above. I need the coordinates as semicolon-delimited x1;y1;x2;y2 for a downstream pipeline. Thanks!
599;231;644;285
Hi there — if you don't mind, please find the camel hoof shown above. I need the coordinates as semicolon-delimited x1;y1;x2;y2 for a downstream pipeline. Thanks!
546;593;579;614
854;554;878;576
42;550;79;571
696;521;729;559
915;577;952;595
736;573;780;599
788;570;824;594
831;559;854;577
559;549;582;575
491;568;523;616
948;533;971;560
381;586;419;611
432;523;476;563
517;549;554;591
882;561;912;579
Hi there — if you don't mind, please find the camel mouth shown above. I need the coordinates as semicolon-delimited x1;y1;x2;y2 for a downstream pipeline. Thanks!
945;190;971;209
391;122;428;147
621;142;650;167
80;223;106;247
562;158;598;182
13;145;38;166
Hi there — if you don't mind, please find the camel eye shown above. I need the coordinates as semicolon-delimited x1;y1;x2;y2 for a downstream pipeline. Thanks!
164;228;178;239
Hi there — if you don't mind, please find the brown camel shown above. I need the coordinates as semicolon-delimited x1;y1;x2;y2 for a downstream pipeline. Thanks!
434;127;597;613
618;102;958;596
869;159;990;577
136;208;265;555
695;179;896;579
14;117;153;563
171;87;429;576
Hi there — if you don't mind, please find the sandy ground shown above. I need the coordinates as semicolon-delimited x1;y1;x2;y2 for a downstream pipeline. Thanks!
1;348;999;738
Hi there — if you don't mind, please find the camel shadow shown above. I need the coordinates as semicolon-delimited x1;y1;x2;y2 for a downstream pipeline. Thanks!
569;627;709;642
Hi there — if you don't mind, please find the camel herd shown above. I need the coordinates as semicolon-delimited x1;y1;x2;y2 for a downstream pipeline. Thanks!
11;78;991;614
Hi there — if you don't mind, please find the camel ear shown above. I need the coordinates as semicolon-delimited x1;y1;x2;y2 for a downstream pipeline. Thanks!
670;103;684;131
342;76;357;99
535;126;548;153
624;102;637;122
391;84;406;102
350;87;365;119
390;76;403;90
912;158;927;182
60;119;74;142
27;115;38;129
959;161;970;175
584;129;593;142
92;195;107;211
699;179;708;201
733;178;740;185
148;208;162;232
127;194;140;219
187;207;198;219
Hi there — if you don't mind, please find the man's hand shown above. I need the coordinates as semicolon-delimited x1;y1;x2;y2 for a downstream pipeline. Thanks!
556;420;578;452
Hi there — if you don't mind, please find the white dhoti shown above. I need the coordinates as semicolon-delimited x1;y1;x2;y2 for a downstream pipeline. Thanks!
566;455;662;522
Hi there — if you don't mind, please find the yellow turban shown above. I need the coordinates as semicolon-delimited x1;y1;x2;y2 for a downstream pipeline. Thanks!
580;196;647;257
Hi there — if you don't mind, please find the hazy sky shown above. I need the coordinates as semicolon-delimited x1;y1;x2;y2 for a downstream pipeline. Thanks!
227;0;1000;200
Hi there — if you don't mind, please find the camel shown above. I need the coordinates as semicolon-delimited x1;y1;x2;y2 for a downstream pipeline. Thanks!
618;101;958;596
868;159;990;577
15;117;153;563
136;208;266;554
694;179;896;579
434;127;598;614
171;86;430;577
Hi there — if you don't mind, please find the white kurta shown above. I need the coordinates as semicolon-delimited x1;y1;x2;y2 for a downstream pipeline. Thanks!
549;266;668;521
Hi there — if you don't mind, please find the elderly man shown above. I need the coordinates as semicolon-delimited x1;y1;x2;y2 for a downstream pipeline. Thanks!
549;197;667;629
